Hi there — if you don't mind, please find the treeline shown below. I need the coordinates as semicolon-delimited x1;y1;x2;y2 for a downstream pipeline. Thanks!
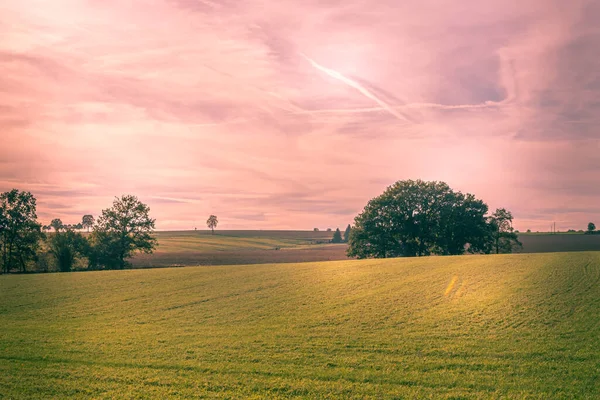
329;225;351;244
0;190;156;274
347;180;522;258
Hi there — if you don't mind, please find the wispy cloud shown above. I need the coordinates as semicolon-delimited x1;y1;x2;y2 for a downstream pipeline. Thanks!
0;0;599;231
300;53;416;123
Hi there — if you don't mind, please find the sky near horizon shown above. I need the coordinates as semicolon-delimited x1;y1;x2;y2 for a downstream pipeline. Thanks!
1;0;599;231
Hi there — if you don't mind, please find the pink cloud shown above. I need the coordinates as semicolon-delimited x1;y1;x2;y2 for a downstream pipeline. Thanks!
1;0;599;231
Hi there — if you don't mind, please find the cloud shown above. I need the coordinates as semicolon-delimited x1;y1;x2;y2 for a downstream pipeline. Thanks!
0;0;599;231
300;53;416;123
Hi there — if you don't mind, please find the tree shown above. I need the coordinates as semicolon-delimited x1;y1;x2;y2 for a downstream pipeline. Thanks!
488;208;522;254
50;218;64;232
48;228;88;272
343;224;351;243
206;215;218;234
82;215;95;232
0;190;43;273
587;222;596;233
91;195;157;270
75;223;83;231
347;180;507;258
332;228;343;243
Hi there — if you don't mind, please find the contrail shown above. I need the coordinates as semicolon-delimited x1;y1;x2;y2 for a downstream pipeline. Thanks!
290;101;500;116
300;53;414;123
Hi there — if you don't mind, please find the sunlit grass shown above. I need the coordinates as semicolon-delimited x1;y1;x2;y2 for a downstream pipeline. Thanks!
1;252;599;398
153;230;335;253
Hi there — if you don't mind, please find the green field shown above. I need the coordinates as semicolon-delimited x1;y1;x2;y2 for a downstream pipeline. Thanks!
153;230;336;252
33;231;600;272
131;231;600;268
132;230;346;268
2;252;599;398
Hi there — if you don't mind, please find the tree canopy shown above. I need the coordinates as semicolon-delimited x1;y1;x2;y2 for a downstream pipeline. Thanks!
588;222;596;233
331;228;343;243
0;190;44;273
91;195;157;270
347;180;520;258
343;224;352;243
50;218;64;232
488;208;522;254
207;215;218;234
82;215;95;232
49;228;88;272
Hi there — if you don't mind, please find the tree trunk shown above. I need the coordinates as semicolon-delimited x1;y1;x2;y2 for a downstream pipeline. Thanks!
1;237;6;274
495;234;499;254
7;241;14;273
19;252;26;273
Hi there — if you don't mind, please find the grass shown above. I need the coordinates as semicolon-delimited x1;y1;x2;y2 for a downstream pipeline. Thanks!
131;230;347;267
153;230;335;252
2;252;600;398
135;231;600;268
37;230;600;271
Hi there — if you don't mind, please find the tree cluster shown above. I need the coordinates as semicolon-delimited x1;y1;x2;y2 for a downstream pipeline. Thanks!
0;191;156;273
347;180;522;258
330;225;352;244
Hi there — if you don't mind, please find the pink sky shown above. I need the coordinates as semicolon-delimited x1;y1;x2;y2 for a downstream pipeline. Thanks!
1;0;599;231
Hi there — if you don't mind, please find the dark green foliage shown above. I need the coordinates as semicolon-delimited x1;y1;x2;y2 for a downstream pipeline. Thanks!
50;218;63;232
347;180;519;258
488;208;522;254
82;214;94;232
331;228;343;243
206;215;218;234
587;222;596;234
343;224;351;242
90;195;157;270
48;228;88;272
0;189;43;273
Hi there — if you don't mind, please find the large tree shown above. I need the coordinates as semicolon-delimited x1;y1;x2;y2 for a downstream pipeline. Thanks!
82;215;95;232
91;195;157;270
206;215;218;234
347;180;513;258
0;190;43;273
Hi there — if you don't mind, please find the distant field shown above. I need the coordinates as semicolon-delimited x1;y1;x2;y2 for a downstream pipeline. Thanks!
132;230;347;267
129;231;600;268
2;253;599;398
518;233;600;253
